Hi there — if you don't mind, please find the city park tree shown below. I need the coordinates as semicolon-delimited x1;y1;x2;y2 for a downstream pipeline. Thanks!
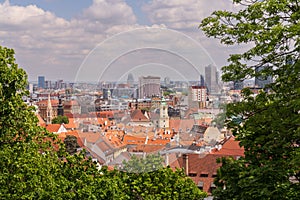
52;115;69;124
0;46;206;199
200;0;299;199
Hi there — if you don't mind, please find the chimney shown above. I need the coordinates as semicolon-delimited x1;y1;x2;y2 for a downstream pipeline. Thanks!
182;154;189;175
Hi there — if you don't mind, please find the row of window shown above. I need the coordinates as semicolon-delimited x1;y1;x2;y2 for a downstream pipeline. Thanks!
188;172;217;178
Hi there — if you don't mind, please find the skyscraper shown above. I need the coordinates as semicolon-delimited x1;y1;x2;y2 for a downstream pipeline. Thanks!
199;75;205;87
38;76;45;89
127;73;134;88
138;76;160;99
205;65;220;94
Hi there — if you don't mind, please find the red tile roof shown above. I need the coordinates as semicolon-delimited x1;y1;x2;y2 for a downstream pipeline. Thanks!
130;110;150;122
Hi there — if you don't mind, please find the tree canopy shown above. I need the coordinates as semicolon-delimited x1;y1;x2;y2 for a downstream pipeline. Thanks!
52;115;69;124
200;0;300;199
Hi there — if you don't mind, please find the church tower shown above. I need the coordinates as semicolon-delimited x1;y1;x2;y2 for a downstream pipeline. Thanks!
57;94;64;116
159;97;169;129
46;94;53;124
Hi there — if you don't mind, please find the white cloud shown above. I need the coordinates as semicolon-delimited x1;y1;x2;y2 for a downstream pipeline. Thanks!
142;0;248;70
143;0;238;30
0;0;248;82
0;0;140;81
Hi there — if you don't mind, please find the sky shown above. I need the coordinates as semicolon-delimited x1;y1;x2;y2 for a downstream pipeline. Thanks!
0;0;247;83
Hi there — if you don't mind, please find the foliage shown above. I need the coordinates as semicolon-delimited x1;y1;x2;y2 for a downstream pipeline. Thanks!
64;135;80;154
119;155;207;199
122;154;164;173
52;115;69;124
200;0;300;199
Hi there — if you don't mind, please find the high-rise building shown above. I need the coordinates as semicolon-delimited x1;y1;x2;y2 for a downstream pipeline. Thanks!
138;76;160;99
164;77;171;86
199;75;205;87
127;73;134;88
38;76;45;89
205;65;219;94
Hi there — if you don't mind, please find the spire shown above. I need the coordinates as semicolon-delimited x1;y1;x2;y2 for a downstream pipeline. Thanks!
46;94;53;124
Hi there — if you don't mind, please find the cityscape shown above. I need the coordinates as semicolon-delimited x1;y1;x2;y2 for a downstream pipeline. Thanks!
24;63;272;195
1;0;298;199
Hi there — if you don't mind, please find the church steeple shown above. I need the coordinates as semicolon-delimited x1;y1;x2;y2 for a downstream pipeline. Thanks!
159;96;169;129
46;94;53;124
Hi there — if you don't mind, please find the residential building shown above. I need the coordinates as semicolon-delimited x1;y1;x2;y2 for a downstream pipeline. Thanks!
138;76;160;99
189;86;207;109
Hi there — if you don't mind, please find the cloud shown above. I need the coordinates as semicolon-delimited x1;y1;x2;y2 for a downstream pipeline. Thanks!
0;0;248;82
142;0;249;70
143;0;238;30
0;0;140;81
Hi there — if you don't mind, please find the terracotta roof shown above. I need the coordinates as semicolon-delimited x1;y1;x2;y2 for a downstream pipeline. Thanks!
130;110;150;122
128;144;166;153
212;136;244;156
78;132;102;144
36;99;59;106
123;134;146;145
169;119;196;132
169;136;244;194
36;113;46;126
44;124;62;133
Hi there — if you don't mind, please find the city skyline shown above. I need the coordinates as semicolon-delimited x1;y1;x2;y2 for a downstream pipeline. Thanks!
0;0;248;82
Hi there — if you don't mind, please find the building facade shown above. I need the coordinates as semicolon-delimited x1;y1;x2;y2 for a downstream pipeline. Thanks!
205;65;219;94
138;76;161;99
189;86;207;109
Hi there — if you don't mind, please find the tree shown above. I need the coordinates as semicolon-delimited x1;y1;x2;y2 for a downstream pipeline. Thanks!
200;0;300;199
122;154;164;173
0;46;118;199
119;155;207;199
52;115;69;124
64;135;80;154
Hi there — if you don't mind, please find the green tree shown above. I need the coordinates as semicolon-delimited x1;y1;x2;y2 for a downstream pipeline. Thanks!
52;115;69;124
122;154;164;173
200;0;300;199
64;135;80;154
0;46;118;199
120;155;207;200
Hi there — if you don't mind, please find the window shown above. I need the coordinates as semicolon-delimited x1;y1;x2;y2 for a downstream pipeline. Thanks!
200;173;209;177
198;181;204;190
188;172;197;177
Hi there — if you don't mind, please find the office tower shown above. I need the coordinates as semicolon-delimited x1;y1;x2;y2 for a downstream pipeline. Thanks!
138;76;160;99
164;77;171;86
199;75;205;87
255;66;273;88
205;65;219;94
38;76;45;89
127;73;134;88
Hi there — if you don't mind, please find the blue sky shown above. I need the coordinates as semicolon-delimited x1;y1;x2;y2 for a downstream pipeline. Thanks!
0;0;244;82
